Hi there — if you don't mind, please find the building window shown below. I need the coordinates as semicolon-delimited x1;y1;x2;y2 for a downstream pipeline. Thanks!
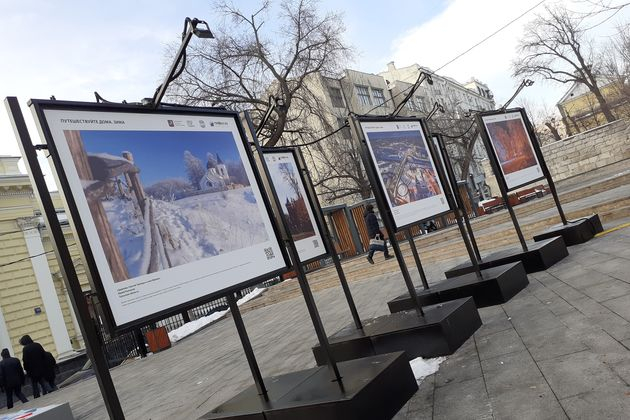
328;86;345;108
407;99;418;112
355;85;372;106
415;97;426;111
372;88;386;106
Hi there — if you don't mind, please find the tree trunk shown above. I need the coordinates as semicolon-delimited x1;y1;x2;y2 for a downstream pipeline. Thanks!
591;86;617;123
545;122;562;142
458;129;480;182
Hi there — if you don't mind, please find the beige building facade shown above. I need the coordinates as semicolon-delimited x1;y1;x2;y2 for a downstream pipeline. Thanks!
0;155;86;360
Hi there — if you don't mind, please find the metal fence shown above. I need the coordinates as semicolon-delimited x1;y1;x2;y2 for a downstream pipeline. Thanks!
95;276;283;367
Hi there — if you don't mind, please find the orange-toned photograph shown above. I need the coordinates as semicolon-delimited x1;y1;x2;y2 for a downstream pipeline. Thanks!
486;118;537;175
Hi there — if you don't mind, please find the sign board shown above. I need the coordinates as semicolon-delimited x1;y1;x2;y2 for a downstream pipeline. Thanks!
359;119;451;230
479;109;544;191
30;101;288;330
263;150;327;264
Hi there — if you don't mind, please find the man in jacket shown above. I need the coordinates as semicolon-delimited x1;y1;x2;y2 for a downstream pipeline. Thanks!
0;348;28;409
364;204;393;264
19;335;51;398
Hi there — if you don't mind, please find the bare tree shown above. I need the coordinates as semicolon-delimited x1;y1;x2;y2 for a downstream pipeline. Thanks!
600;22;630;113
515;98;564;144
513;5;616;123
169;0;351;147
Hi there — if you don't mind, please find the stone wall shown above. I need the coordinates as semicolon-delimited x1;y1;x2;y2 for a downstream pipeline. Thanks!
540;118;630;181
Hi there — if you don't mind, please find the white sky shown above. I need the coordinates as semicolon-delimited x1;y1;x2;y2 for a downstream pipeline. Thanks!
1;0;628;161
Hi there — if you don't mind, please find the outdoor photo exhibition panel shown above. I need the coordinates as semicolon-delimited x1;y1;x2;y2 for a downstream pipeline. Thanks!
263;149;328;264
479;109;545;191
30;101;289;330
359;119;452;231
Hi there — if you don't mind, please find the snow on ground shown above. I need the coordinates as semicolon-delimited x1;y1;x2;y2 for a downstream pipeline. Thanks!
151;187;269;268
102;197;146;278
168;287;266;343
409;356;445;383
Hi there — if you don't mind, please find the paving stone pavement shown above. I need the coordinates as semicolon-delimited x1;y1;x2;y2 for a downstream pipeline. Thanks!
2;222;630;419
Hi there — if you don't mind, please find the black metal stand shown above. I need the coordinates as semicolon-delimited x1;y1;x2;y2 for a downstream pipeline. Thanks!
203;112;421;420
405;228;430;289
295;150;363;330
226;293;269;401
521;111;603;245
6;97;126;420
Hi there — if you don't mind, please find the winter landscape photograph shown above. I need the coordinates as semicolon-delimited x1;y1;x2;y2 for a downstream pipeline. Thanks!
368;130;443;207
64;129;269;283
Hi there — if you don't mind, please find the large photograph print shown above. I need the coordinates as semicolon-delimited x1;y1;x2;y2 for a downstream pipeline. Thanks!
361;120;450;228
481;111;543;190
40;108;286;328
264;151;326;262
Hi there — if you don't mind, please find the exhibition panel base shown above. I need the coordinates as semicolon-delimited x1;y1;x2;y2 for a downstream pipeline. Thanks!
444;236;568;278
199;352;417;420
311;297;481;366
533;214;603;246
387;262;528;313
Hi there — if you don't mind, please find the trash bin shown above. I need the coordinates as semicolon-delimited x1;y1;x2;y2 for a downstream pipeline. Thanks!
145;326;171;353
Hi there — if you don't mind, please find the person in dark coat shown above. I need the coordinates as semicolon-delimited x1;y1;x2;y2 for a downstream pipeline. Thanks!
0;348;28;409
364;204;392;264
19;335;51;398
43;351;58;391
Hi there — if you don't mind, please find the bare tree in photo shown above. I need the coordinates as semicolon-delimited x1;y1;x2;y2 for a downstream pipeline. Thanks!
513;5;617;123
183;150;205;190
168;0;352;148
278;163;301;198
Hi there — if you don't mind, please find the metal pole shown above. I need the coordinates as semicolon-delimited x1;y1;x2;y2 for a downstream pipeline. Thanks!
428;133;482;278
226;293;269;401
435;134;482;262
6;97;126;420
405;229;429;290
520;109;568;226
295;150;363;330
474;114;529;253
348;116;424;317
243;112;344;385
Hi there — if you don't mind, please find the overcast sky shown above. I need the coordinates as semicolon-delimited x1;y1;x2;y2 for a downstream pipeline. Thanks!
1;0;628;161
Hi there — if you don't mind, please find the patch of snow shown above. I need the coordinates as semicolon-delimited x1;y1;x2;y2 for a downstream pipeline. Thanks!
88;152;131;162
168;286;267;343
409;356;445;384
236;287;265;305
168;310;228;343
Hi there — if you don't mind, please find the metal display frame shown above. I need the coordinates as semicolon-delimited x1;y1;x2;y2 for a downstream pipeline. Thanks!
350;115;460;315
476;107;568;252
261;146;363;330
26;99;292;333
261;148;330;266
432;133;482;262
357;116;456;232
478;108;547;193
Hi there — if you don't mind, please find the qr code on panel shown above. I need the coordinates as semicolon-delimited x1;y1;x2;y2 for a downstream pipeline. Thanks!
264;247;275;260
312;240;319;248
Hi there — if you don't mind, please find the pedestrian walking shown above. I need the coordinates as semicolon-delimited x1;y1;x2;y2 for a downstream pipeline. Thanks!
43;351;58;391
364;204;393;264
19;335;51;398
0;348;28;409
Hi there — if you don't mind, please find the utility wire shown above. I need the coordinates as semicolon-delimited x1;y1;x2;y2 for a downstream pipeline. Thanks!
0;243;76;269
290;0;546;148
0;226;39;237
